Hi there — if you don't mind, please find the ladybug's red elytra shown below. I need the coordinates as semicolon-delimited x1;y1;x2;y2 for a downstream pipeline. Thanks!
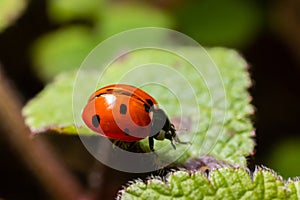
82;84;183;151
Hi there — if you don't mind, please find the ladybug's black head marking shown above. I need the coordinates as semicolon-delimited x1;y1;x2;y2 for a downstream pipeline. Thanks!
143;99;154;113
92;114;100;128
146;99;154;106
148;109;187;151
149;109;177;150
144;103;150;112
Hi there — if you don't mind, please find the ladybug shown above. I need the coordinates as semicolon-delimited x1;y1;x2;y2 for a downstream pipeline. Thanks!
82;84;183;151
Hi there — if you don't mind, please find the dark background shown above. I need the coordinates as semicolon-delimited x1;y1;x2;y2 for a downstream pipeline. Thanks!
0;0;300;199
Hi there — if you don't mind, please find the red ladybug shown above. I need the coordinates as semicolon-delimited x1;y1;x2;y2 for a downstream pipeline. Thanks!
82;84;182;151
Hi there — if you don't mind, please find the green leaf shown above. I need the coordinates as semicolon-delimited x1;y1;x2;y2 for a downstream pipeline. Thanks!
96;3;174;40
47;0;103;23
30;26;97;82
176;0;262;47
22;72;87;134
119;167;300;200
31;2;173;82
268;139;300;179
0;0;27;32
23;47;254;165
287;180;300;200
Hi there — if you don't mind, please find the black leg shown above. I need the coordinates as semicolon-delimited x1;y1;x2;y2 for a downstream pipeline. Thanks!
170;140;176;150
149;136;154;151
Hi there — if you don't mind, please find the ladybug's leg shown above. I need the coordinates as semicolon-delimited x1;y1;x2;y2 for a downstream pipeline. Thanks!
148;136;154;151
170;140;176;150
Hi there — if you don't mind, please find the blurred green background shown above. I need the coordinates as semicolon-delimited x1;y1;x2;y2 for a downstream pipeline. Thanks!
1;0;300;199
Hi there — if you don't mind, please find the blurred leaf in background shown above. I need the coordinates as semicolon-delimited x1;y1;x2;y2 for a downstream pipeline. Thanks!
96;3;174;40
31;1;174;82
0;0;27;32
31;26;97;82
175;0;263;47
29;0;265;82
47;0;103;23
268;138;300;179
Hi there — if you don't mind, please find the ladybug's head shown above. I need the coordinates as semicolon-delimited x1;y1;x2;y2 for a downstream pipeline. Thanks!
164;123;179;149
151;109;179;149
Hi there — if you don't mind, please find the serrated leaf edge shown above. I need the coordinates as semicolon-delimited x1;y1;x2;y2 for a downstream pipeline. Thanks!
117;166;300;200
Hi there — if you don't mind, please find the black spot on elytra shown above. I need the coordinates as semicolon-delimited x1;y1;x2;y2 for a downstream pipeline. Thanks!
120;104;127;114
92;114;100;128
124;128;130;135
146;99;153;106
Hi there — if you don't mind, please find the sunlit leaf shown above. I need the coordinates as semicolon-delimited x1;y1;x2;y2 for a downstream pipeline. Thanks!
23;47;254;165
119;167;299;200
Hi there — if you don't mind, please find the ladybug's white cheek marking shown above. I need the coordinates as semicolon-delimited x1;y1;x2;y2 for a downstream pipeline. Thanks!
103;94;116;109
149;111;154;120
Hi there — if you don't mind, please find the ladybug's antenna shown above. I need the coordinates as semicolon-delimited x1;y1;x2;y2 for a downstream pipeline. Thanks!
166;124;188;149
177;127;188;132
